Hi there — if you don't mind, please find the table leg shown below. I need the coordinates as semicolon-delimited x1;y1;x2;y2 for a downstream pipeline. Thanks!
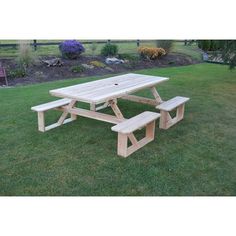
58;99;77;125
150;86;163;104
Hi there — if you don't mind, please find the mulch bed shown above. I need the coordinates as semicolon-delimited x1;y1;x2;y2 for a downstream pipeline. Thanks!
0;53;199;86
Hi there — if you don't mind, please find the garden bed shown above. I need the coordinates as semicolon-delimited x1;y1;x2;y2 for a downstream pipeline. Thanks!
0;53;199;86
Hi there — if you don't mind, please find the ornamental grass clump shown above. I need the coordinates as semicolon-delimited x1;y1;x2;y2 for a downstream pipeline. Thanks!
17;40;37;71
59;40;85;59
138;46;166;60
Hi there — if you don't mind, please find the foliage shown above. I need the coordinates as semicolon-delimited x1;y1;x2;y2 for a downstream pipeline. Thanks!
218;40;236;69
7;67;26;78
59;40;85;59
17;40;36;69
118;53;139;61
90;60;106;68
198;40;236;69
71;65;85;73
156;40;173;53
89;42;98;57
138;46;166;60
197;40;220;51
101;43;118;57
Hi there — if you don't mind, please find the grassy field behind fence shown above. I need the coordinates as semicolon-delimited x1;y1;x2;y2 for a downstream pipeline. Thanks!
0;40;202;61
0;63;235;195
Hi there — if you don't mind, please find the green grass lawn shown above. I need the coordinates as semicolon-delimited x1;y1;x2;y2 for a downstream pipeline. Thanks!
0;40;202;61
0;63;235;196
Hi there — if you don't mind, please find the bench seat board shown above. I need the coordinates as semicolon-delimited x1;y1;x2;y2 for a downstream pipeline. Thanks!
156;96;189;111
111;111;160;134
31;98;72;112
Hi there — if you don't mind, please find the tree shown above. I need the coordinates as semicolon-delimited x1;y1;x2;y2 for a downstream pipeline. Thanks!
219;40;236;69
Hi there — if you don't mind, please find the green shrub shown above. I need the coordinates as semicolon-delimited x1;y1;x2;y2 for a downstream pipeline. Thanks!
197;40;211;51
101;44;118;57
71;65;85;73
156;40;173;54
8;67;26;78
118;53;139;61
197;40;221;51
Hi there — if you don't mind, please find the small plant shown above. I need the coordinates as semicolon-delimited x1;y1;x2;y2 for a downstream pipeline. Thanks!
7;67;26;78
90;60;106;68
90;42;98;57
59;40;85;59
71;65;85;73
156;40;173;54
17;40;36;70
101;43;118;57
118;53;139;61
138;47;166;60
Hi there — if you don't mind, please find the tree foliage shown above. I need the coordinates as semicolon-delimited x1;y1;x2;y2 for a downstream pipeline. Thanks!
219;40;236;69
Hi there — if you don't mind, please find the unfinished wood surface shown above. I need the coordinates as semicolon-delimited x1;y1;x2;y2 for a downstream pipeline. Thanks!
31;99;77;132
112;112;160;157
50;73;169;104
31;98;72;112
37;111;45;132
68;107;126;124
157;96;189;129
120;94;158;106
111;111;160;134
150;86;163;104
57;99;77;125
156;96;189;111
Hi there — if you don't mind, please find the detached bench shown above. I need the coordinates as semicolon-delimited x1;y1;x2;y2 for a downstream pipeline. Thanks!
111;111;160;157
31;98;77;132
156;96;189;129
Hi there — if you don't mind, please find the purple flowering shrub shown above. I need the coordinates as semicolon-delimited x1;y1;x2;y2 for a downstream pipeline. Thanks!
59;40;85;59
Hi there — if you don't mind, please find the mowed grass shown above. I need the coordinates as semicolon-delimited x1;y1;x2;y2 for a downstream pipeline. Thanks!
0;63;235;196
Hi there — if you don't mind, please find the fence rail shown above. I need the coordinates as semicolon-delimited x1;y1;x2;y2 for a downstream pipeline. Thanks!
0;40;185;50
0;40;147;50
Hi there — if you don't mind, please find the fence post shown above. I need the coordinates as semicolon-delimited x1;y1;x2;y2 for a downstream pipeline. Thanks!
137;39;140;47
33;40;37;51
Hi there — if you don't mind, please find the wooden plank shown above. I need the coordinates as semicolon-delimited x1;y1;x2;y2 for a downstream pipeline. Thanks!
157;96;189;111
49;73;169;103
120;95;158;106
111;111;160;134
126;137;153;157
150;87;163;104
117;133;128;157
31;98;72;112
45;117;75;131
37;111;45;132
57;99;77;125
68;107;126;124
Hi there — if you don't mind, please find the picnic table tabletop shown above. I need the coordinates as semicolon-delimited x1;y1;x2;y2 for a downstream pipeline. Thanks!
49;73;169;103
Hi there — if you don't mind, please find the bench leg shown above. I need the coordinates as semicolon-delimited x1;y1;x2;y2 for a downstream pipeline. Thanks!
37;111;45;132
117;133;128;157
159;104;186;129
36;101;78;132
117;120;156;158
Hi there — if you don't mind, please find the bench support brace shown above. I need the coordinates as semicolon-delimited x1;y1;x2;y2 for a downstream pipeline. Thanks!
159;104;185;129
37;100;77;132
117;121;156;157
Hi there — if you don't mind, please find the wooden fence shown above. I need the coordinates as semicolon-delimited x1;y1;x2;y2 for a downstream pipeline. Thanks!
0;40;144;51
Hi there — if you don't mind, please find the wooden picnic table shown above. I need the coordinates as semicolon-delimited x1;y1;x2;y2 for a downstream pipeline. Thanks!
49;73;169;125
